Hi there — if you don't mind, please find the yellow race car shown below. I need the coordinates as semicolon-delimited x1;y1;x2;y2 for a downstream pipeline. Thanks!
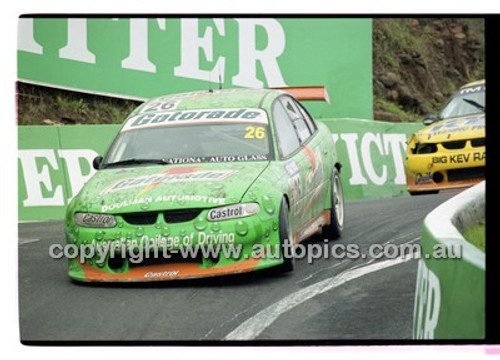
404;80;485;195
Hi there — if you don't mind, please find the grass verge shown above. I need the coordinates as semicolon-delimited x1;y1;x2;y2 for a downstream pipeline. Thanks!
462;220;485;252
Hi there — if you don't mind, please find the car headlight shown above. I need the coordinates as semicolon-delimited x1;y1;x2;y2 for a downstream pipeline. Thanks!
207;203;260;222
74;213;116;228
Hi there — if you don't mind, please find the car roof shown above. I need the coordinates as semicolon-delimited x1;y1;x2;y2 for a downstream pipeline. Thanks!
460;79;485;89
143;88;285;111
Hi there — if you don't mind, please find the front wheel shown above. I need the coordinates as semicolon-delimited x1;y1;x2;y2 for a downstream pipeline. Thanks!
322;168;344;240
275;198;295;273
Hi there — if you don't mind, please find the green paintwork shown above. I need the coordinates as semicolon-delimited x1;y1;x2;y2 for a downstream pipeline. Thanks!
60;88;338;278
76;162;271;214
131;88;279;114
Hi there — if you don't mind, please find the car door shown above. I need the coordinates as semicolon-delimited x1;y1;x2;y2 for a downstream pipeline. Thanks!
279;96;329;223
271;95;326;232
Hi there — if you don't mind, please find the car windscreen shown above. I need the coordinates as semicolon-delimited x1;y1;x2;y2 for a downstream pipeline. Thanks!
103;108;273;165
439;85;485;119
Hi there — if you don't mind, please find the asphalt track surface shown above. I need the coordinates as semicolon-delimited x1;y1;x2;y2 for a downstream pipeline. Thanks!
19;192;456;342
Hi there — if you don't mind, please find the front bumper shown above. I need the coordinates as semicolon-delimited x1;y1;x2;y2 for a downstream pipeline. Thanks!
65;205;283;282
68;257;281;282
404;146;485;193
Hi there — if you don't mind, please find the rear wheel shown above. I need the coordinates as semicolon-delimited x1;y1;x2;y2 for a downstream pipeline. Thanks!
322;168;344;240
275;198;295;273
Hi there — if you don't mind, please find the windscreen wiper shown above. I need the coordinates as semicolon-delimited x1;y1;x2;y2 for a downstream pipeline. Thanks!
462;98;485;112
102;158;169;168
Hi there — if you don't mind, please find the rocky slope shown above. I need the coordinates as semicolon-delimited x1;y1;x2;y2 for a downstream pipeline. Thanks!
373;18;484;122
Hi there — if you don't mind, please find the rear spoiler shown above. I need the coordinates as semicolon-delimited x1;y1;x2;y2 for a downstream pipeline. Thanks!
273;86;330;104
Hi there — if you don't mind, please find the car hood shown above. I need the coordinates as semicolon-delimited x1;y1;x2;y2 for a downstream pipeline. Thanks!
76;162;270;214
416;113;485;143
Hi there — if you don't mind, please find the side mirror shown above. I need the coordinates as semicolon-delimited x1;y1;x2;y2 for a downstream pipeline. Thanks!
92;155;103;170
423;115;439;126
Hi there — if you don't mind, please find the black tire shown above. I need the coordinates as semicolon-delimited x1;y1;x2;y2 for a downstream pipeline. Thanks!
275;198;295;273
322;168;344;240
409;190;439;196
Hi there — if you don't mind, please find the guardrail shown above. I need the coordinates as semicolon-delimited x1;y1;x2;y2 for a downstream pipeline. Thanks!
413;181;485;339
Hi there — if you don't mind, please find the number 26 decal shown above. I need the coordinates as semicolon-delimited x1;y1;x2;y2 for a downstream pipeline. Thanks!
140;100;180;113
245;126;266;139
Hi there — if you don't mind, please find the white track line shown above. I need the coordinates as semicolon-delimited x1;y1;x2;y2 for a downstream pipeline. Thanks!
295;259;350;284
224;255;415;340
296;232;420;285
19;238;40;245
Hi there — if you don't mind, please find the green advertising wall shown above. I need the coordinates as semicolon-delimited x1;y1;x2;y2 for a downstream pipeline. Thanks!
321;118;422;200
18;119;423;221
18;125;119;221
18;17;373;120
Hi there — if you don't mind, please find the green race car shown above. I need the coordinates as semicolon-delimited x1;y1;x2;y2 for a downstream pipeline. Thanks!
65;87;344;281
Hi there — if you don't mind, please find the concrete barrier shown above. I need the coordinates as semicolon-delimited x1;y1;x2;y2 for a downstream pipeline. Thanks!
413;181;485;339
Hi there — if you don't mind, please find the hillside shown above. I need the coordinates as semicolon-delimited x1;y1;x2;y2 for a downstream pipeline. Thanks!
17;18;485;125
373;18;484;122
